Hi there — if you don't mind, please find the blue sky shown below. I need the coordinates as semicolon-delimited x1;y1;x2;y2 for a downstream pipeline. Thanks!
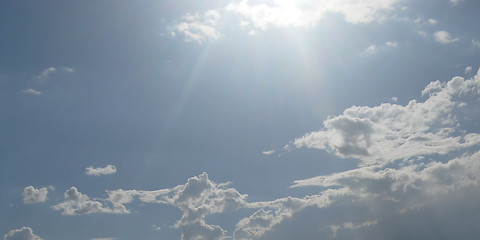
2;0;480;239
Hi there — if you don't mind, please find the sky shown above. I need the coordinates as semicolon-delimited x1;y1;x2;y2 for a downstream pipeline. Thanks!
2;0;480;239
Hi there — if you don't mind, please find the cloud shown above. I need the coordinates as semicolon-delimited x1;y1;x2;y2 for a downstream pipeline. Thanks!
226;0;404;31
360;45;377;56
292;68;480;165
23;186;53;204
171;10;222;44
466;66;473;74
434;30;459;43
386;41;398;47
21;89;41;96
107;172;248;240
262;150;275;155
85;165;117;176
52;187;129;215
473;39;480;48
3;227;43;240
35;66;74;80
91;238;116;240
428;18;437;24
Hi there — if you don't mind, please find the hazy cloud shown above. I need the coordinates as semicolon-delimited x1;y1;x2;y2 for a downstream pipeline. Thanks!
171;10;222;44
21;89;41;96
85;165;117;176
434;30;459;43
262;150;275;155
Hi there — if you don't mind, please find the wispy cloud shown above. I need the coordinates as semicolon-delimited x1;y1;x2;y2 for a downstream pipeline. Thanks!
262;150;275;155
433;30;459;43
85;165;117;176
35;66;74;80
21;88;42;96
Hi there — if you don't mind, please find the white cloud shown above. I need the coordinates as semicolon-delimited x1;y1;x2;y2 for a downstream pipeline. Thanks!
465;66;473;74
171;10;222;44
226;0;403;31
21;89;41;96
386;41;398;47
23;186;53;204
262;150;275;155
391;96;398;102
428;18;437;24
292;68;480;165
3;227;43;240
434;30;459;43
91;238;116;240
52;187;129;215
85;165;117;176
417;30;427;38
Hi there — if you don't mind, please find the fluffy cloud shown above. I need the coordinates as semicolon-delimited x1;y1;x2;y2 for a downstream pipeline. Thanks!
434;30;459;43
52;187;128;215
3;227;42;240
23;186;52;204
261;150;275;155
171;10;222;44
107;172;248;240
292;68;480;165
85;165;117;176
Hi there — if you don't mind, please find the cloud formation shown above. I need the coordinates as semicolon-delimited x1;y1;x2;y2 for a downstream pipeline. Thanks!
3;227;42;240
85;165;117;176
23;186;52;204
52;187;128;215
292;68;480;165
170;0;405;42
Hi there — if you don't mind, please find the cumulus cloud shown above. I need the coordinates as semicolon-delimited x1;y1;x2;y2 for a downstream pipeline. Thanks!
428;18;437;24
3;227;42;240
21;89;41;96
434;30;459;43
85;165;117;176
52;187;128;215
107;172;248;240
466;66;473;74
360;45;377;56
23;186;53;204
292;68;480;165
171;10;222;44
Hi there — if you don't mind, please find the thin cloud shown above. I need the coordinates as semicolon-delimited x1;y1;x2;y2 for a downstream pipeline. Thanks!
85;165;117;176
21;88;42;96
35;66;74;80
262;150;275;155
171;10;222;44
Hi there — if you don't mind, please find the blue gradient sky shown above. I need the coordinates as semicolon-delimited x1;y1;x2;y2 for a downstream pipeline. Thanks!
2;0;480;239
